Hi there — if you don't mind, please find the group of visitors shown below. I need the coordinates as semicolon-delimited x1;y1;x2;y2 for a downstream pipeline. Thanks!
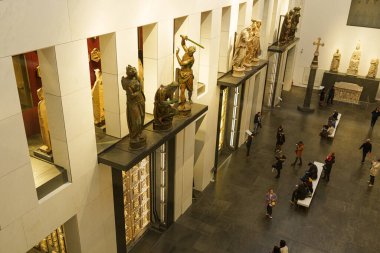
319;110;339;138
271;240;288;253
319;85;335;106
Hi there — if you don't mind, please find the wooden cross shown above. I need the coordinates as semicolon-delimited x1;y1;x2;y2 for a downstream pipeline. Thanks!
313;37;324;55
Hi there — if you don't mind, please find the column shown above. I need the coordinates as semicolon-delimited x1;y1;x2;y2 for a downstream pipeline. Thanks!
100;29;138;138
143;20;174;114
38;40;96;181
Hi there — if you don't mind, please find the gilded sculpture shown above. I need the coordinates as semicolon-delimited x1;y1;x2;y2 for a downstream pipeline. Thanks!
92;69;105;126
279;10;293;45
37;88;52;154
244;20;262;68
279;7;301;45
347;43;361;76
289;7;301;40
232;28;251;77
175;35;196;115
330;49;341;72
367;58;379;79
121;65;146;149
153;82;179;131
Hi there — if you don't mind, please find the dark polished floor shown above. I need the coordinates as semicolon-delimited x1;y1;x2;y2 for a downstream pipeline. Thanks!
131;87;380;253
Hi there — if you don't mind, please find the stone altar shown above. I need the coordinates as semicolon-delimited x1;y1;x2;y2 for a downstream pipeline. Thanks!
333;82;363;104
321;71;380;103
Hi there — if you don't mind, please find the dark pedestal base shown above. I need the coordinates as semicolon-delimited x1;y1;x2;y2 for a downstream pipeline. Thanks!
153;121;173;131
129;137;146;150
33;149;54;162
297;105;315;113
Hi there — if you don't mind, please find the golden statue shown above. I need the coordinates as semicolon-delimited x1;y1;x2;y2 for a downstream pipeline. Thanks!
92;69;105;126
367;58;379;79
37;88;52;154
232;28;251;77
347;43;361;76
330;49;341;72
244;20;262;67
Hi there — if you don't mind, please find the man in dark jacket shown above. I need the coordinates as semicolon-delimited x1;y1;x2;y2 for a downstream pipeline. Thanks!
322;152;335;182
326;85;335;105
253;112;262;134
245;133;254;156
371;107;380;127
359;139;372;163
273;154;286;178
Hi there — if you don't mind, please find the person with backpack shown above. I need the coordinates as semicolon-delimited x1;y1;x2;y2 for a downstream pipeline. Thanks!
291;141;304;166
273;154;286;179
322;152;335;182
290;181;308;204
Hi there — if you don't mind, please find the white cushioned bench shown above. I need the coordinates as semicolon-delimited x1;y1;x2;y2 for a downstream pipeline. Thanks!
297;161;324;208
328;113;342;138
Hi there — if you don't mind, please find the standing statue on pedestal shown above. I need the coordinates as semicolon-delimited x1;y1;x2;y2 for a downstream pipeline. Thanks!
232;28;251;77
330;49;341;72
121;65;146;150
347;43;361;76
153;82;179;131
244;20;262;67
176;35;197;116
37;88;52;154
367;58;379;79
92;69;105;127
288;7;301;40
279;10;294;45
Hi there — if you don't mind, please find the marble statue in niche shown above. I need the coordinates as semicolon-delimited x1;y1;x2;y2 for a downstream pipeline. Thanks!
279;10;293;45
347;43;361;76
121;65;146;150
37;88;52;154
289;7;301;40
92;69;105;126
153;82;179;131
244;20;262;68
232;28;251;77
175;35;197;116
330;49;341;72
367;58;379;78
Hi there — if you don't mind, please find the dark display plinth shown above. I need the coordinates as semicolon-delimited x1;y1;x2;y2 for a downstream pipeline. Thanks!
98;103;208;171
321;71;380;103
33;149;54;162
217;60;268;87
268;38;299;53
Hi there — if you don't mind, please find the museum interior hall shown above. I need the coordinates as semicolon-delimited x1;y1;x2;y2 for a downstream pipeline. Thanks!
1;0;380;253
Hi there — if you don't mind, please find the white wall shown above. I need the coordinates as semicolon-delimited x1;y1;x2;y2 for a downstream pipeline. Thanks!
293;0;380;86
0;0;286;252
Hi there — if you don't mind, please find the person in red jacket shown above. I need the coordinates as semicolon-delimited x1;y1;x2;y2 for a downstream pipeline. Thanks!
291;141;304;166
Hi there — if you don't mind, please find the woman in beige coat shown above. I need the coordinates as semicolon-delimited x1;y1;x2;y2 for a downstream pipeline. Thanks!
368;159;380;187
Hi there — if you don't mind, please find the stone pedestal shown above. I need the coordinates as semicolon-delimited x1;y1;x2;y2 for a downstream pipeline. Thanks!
297;67;316;113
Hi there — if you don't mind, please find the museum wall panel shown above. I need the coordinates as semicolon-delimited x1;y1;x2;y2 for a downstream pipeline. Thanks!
0;0;287;252
293;0;380;85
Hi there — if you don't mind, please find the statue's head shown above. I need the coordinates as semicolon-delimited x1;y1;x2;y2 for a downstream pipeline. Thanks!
188;46;196;56
37;88;44;100
126;65;137;77
356;43;360;50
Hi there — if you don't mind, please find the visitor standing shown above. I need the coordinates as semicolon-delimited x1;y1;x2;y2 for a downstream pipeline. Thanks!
245;133;254;156
371;107;380;127
291;141;304;166
254;112;262;134
368;159;380;187
326;85;335;105
265;188;277;219
280;240;289;253
276;125;286;151
273;154;286;178
319;87;326;106
359;139;372;163
271;246;281;253
322;152;336;182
